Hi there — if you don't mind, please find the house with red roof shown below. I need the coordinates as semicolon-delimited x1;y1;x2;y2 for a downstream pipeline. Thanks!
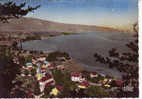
71;73;85;82
27;93;34;98
45;80;55;87
71;73;81;82
56;85;63;92
47;64;55;69
90;72;98;78
41;68;47;73
115;80;124;87
38;74;55;92
78;80;90;89
32;58;37;65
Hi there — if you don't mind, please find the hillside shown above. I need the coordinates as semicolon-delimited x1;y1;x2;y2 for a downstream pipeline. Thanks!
0;17;121;34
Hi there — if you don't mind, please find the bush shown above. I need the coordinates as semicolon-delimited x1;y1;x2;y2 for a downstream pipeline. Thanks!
23;35;41;41
61;32;70;35
46;51;70;62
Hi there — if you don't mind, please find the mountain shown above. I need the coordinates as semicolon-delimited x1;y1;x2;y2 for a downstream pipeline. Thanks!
0;17;122;34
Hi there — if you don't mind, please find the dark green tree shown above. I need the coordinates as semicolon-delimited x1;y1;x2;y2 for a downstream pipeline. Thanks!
84;86;110;97
0;1;40;23
34;81;41;95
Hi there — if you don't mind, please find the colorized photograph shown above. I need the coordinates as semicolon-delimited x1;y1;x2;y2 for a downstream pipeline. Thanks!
0;0;138;98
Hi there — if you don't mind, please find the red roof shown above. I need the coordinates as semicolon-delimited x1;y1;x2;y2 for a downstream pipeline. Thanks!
91;72;97;75
79;81;90;87
41;68;47;70
56;85;63;92
48;64;54;68
115;80;124;86
28;93;34;98
39;75;52;82
45;80;54;87
71;73;81;77
41;70;46;73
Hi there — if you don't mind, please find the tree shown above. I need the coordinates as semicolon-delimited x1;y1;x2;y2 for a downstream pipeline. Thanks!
94;23;138;97
0;1;40;23
0;0;40;97
31;68;36;76
84;86;110;97
34;81;41;95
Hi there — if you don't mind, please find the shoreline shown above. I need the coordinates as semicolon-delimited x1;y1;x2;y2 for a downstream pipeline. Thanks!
19;32;132;80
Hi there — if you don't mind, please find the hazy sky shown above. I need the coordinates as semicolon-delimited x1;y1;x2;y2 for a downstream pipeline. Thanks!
4;0;138;30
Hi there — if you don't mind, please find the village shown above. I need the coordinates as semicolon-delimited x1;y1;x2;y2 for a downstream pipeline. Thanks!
0;30;138;98
6;46;136;98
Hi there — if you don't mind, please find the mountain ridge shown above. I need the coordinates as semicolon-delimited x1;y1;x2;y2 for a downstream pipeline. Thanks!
0;17;133;34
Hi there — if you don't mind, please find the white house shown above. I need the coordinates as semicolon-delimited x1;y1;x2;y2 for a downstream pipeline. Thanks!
71;73;82;82
90;72;98;78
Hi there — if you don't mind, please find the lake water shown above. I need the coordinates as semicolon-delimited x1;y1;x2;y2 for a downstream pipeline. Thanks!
21;32;134;79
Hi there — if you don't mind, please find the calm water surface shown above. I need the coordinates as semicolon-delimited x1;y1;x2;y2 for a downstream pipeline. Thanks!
21;32;134;79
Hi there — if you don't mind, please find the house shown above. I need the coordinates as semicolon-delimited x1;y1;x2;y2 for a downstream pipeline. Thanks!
50;85;63;96
38;56;46;61
114;80;124;87
123;85;134;92
32;58;37;64
39;74;54;85
104;84;111;88
100;73;106;77
56;65;65;70
47;64;55;69
90;72;98;78
38;74;55;92
41;68;47;73
103;78;109;84
21;74;26;77
0;41;13;47
57;57;66;62
71;73;82;82
37;61;42;66
26;63;33;70
80;74;86;82
27;93;34;98
99;78;111;85
41;61;50;69
43;60;50;66
78;81;90;89
45;80;55;87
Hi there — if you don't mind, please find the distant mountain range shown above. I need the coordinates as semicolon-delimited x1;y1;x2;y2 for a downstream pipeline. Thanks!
0;17;133;34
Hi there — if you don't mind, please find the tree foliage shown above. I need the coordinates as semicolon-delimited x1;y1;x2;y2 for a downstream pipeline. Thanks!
85;86;110;97
94;23;138;97
0;1;40;22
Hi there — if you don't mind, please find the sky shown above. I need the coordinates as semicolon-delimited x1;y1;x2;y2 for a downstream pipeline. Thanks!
2;0;138;30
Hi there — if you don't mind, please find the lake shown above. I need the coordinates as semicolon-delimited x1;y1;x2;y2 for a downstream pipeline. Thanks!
21;32;134;79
